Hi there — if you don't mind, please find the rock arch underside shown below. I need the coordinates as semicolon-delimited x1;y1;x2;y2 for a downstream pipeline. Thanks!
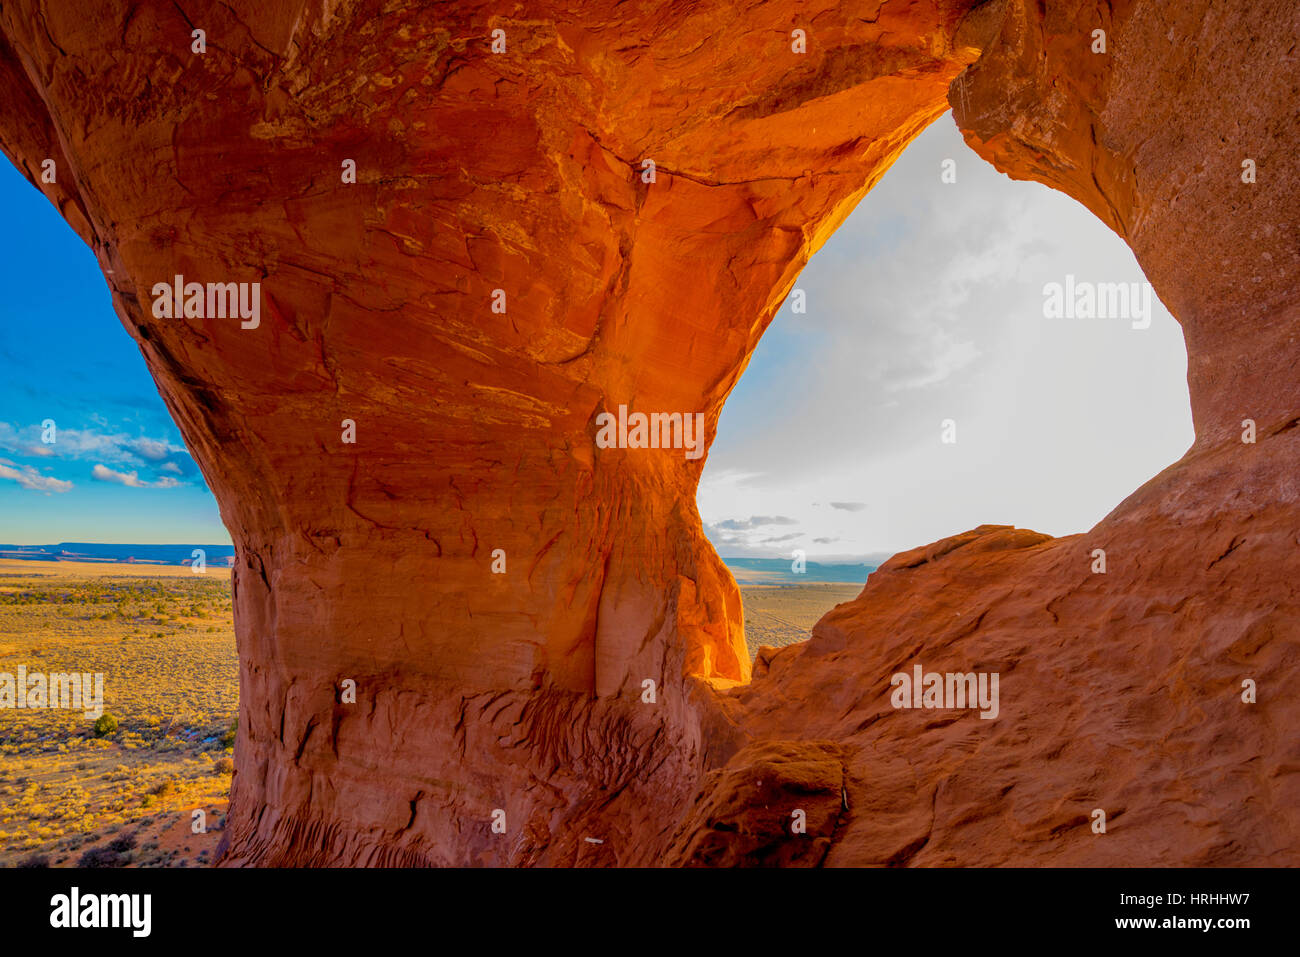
2;0;1298;866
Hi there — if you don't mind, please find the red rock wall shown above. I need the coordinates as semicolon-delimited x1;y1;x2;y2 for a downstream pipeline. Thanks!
719;0;1300;866
1;0;1296;865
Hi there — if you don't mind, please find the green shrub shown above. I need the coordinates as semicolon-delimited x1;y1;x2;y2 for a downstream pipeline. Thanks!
92;715;118;738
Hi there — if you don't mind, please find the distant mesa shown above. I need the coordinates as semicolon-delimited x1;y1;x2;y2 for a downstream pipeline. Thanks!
0;543;236;566
722;557;878;585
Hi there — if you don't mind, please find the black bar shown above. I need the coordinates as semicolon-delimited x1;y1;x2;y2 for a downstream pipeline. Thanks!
0;866;1284;944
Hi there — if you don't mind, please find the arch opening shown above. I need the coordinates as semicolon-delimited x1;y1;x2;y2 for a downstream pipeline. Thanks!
698;112;1195;659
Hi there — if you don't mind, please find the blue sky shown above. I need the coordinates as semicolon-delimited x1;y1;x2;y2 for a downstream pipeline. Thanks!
0;159;230;544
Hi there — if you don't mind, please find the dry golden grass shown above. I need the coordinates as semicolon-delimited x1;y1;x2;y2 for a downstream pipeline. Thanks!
0;560;236;867
738;583;864;658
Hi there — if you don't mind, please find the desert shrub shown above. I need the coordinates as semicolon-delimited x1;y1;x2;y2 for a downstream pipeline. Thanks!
92;714;118;738
219;718;238;750
17;853;49;868
74;832;136;867
77;845;124;868
214;756;234;774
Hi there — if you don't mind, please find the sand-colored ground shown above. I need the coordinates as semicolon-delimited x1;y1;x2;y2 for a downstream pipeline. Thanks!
0;560;855;865
0;560;236;867
738;583;864;657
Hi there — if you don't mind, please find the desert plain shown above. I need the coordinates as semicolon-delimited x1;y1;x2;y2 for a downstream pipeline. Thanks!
0;558;856;866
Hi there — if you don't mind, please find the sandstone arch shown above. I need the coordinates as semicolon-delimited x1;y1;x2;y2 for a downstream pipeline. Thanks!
1;0;1295;865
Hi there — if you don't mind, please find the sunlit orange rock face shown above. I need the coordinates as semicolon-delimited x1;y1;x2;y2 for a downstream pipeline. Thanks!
2;0;1296;865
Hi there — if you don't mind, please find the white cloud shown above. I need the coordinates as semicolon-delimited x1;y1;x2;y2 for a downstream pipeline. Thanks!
91;464;181;488
90;462;183;488
0;422;192;489
92;464;147;486
0;458;72;493
0;421;188;466
128;437;174;461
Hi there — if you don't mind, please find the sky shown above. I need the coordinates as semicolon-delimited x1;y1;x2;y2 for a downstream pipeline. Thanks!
0;111;1194;555
0;159;230;545
697;113;1195;561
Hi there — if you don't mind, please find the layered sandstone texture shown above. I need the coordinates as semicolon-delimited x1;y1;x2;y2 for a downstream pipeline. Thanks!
1;0;1296;865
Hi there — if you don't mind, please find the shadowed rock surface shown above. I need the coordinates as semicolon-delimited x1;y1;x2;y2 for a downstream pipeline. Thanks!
1;0;1296;865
